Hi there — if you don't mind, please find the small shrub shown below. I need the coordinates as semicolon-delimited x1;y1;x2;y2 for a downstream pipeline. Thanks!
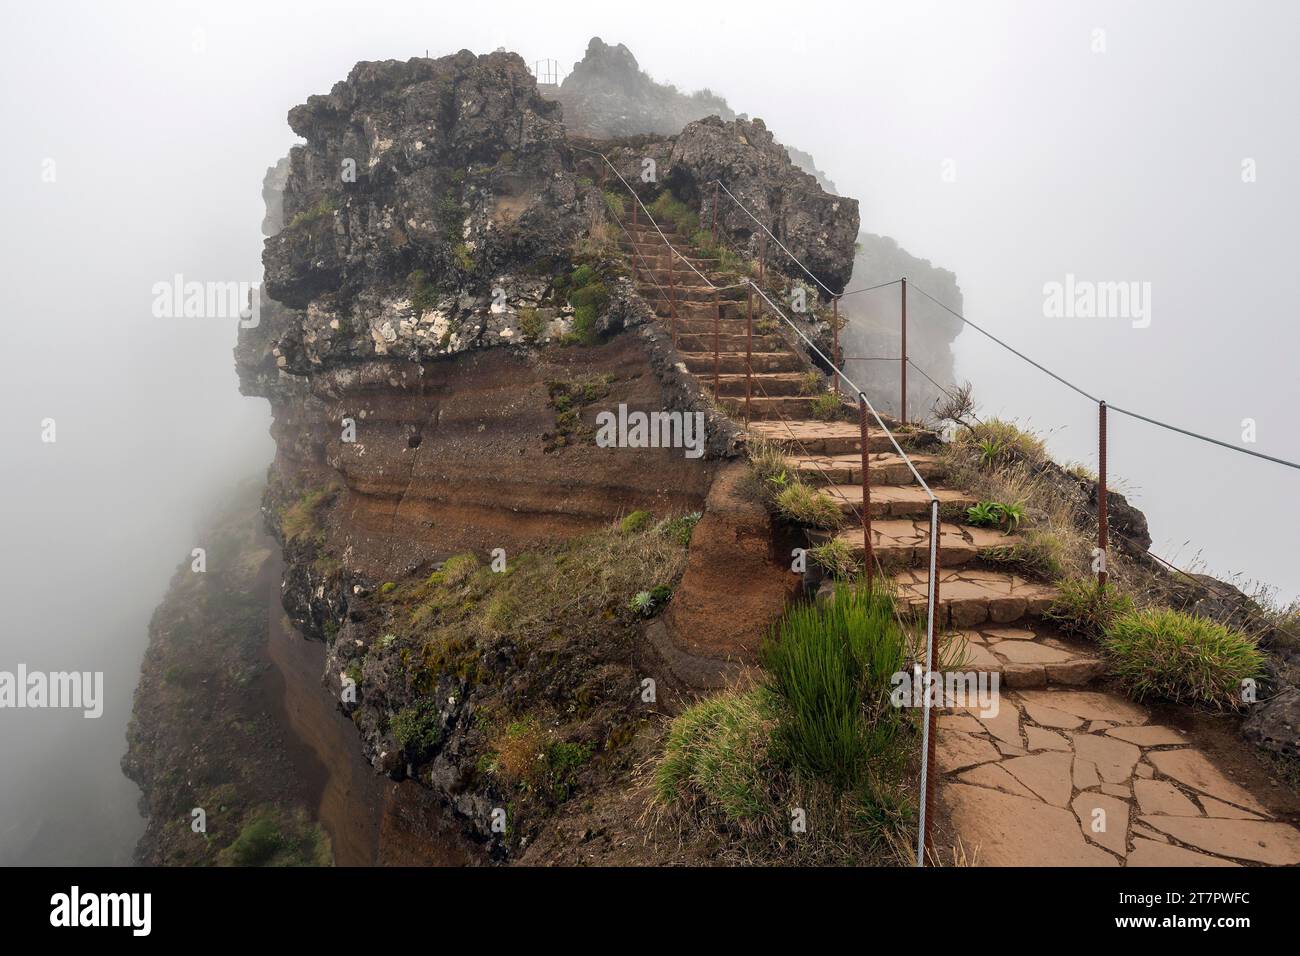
602;191;625;220
390;698;442;756
956;419;1046;466
435;553;480;587
1103;608;1265;709
546;740;592;777
288;195;337;229
492;718;548;787
775;483;844;529
657;511;701;546
979;530;1065;581
746;437;789;491
517;307;545;344
809;537;861;579
619;510;654;534
654;687;781;825
280;487;336;541
648;191;700;235
810;392;846;422
629;584;673;617
407;268;439;317
966;500;1025;533
1044;576;1135;638
798;371;824;396
218;807;330;867
451;243;474;272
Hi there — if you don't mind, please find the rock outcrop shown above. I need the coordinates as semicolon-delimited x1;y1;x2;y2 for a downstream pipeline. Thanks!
550;37;734;139
228;45;860;859
840;235;965;417
603;116;860;294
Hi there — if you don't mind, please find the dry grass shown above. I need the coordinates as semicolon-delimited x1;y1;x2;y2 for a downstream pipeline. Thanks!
382;516;691;683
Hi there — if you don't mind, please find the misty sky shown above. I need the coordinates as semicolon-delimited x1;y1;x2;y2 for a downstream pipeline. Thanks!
1;0;1296;864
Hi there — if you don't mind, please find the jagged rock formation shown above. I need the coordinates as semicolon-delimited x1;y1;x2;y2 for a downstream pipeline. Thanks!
785;144;838;195
603;116;860;293
550;37;734;139
839;235;964;419
238;51;737;585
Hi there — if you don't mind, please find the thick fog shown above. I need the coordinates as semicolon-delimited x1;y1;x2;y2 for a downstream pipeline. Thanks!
1;0;1295;865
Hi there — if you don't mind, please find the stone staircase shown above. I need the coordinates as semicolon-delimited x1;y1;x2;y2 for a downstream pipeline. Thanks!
618;216;1108;690
615;207;1300;868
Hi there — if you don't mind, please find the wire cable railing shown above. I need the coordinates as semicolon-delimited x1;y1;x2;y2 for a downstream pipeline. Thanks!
585;158;951;874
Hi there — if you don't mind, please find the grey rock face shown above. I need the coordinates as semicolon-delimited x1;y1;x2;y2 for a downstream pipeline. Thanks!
251;49;586;379
552;36;734;139
605;116;860;294
1243;687;1300;760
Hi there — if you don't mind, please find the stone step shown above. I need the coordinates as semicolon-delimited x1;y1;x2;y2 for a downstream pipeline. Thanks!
747;419;894;455
648;302;750;321
891;567;1059;628
719;395;825;420
785;451;946;486
673;331;785;352
948;626;1106;689
620;242;718;269
710;372;810;397
813;518;1020;567
622;224;683;240
637;282;746;302
820;483;976;517
679;351;805;374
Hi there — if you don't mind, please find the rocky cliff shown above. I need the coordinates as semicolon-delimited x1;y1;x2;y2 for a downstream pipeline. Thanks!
230;46;859;857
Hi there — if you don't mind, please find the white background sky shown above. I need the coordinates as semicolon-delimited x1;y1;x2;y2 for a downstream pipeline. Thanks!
1;0;1296;863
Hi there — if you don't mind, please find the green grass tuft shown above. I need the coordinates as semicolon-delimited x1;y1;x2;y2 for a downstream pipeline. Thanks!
1103;608;1265;709
1044;576;1134;639
774;483;844;529
760;582;910;789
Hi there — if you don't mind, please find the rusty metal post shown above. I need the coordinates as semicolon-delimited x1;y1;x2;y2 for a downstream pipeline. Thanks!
669;248;677;349
713;289;721;396
711;181;719;247
921;496;941;864
745;290;753;422
832;296;840;397
900;277;908;424
1098;400;1109;589
859;397;872;573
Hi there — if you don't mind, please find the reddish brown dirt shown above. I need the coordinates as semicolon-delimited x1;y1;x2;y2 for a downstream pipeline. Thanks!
662;461;798;667
270;339;720;578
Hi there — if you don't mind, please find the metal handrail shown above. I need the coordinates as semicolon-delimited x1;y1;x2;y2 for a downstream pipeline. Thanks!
589;147;944;868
